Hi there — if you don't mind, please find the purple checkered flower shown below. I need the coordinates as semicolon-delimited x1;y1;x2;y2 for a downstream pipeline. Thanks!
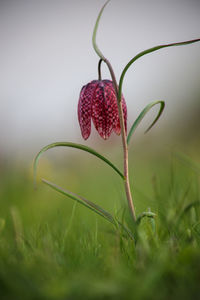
78;80;127;140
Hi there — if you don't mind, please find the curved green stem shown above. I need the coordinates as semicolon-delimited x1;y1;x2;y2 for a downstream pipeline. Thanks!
92;0;110;60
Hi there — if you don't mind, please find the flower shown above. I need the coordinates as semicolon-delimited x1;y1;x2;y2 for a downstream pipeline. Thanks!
78;80;127;140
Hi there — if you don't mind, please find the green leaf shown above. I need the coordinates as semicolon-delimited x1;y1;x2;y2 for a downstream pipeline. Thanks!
92;0;110;60
42;178;116;225
119;38;200;101
34;142;124;186
42;179;135;242
136;211;156;225
127;100;165;145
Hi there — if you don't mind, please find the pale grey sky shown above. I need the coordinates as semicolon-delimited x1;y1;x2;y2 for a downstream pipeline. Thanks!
0;0;200;157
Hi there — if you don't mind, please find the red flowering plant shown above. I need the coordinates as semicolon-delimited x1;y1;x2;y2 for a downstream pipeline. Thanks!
78;79;127;140
34;0;200;242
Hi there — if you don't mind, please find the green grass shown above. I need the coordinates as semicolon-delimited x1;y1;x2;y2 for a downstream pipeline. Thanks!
0;148;200;300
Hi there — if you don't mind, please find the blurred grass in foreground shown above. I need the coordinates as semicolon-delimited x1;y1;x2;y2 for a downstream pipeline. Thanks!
0;140;200;300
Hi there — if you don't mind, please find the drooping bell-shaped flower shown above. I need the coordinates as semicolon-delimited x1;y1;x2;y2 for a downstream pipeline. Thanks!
78;80;127;140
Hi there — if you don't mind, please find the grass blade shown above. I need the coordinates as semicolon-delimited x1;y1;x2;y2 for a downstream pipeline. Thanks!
119;38;200;101
177;201;200;224
34;142;124;185
92;0;110;60
42;178;116;225
127;100;165;145
116;220;135;242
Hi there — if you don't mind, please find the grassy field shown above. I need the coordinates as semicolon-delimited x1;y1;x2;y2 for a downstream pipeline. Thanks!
0;141;200;300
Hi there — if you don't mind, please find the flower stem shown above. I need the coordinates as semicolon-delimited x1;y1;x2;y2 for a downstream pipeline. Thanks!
103;58;136;222
98;59;103;80
119;101;136;222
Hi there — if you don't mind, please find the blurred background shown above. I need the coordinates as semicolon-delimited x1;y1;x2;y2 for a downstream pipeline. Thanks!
0;0;200;162
0;2;200;298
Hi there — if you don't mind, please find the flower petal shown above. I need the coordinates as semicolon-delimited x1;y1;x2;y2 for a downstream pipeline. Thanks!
113;94;127;135
78;81;98;140
92;80;119;139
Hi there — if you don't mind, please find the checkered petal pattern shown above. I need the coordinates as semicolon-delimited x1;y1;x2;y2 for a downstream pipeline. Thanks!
78;80;127;140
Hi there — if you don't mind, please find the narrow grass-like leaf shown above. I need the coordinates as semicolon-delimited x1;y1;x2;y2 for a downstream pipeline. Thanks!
42;178;116;225
34;142;124;185
127;100;165;145
119;38;200;101
92;0;110;60
42;179;135;242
